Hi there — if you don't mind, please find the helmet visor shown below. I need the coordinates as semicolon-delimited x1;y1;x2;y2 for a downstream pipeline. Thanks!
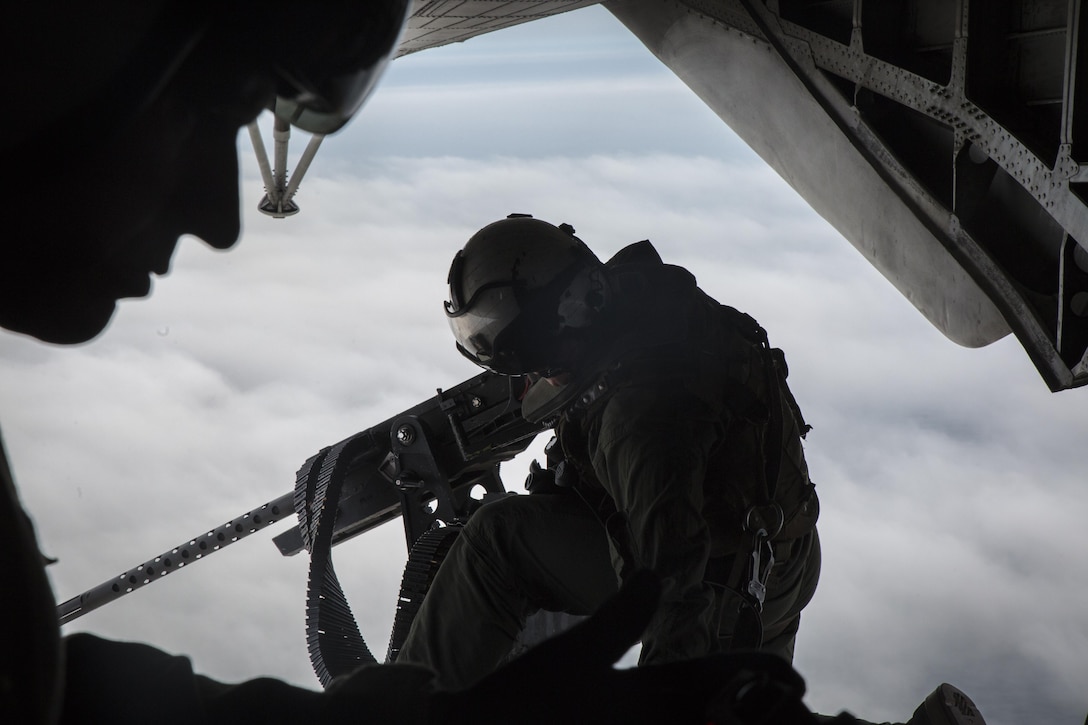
446;285;527;373
272;57;389;135
271;0;411;135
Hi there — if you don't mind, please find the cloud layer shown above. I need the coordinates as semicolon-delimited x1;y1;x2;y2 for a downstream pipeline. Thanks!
2;8;1085;725
4;150;1084;725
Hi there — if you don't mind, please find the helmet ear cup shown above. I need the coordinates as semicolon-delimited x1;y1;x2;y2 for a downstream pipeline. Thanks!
556;266;610;329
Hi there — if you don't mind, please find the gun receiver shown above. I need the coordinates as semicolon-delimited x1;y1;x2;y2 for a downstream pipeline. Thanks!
56;371;542;625
278;370;542;555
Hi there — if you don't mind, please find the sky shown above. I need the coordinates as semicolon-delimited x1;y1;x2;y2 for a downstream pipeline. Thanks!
2;6;1086;724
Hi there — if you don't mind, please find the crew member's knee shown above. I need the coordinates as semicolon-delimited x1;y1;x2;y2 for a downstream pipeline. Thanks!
460;495;523;555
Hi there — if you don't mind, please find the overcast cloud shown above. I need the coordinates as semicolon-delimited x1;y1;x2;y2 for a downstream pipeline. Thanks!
2;7;1085;725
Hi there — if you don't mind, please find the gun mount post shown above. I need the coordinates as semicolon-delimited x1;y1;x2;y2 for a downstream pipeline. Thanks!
389;413;459;549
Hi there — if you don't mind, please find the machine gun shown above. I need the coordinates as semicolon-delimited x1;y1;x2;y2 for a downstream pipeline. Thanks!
56;370;545;682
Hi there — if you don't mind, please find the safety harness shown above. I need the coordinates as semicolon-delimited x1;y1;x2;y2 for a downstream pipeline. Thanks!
712;304;812;649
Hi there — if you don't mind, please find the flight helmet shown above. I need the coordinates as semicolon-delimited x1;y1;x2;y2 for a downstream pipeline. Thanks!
444;215;610;375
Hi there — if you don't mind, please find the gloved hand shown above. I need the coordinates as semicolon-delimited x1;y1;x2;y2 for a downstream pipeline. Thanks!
428;570;819;725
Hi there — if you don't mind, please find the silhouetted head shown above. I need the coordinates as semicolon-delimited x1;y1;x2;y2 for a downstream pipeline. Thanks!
3;0;409;343
444;215;612;377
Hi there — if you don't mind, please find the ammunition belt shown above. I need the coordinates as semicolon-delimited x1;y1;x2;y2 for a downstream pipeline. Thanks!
294;432;378;687
385;524;463;663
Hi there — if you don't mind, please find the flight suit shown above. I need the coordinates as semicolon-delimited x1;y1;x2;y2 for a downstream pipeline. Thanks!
398;242;821;689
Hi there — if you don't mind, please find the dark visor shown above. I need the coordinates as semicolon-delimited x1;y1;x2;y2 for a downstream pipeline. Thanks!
271;0;411;135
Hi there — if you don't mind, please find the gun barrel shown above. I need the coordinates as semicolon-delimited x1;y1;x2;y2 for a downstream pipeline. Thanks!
56;492;295;625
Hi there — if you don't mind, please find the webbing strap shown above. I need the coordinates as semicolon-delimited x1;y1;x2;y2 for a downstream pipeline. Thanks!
759;345;786;506
719;303;782;508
